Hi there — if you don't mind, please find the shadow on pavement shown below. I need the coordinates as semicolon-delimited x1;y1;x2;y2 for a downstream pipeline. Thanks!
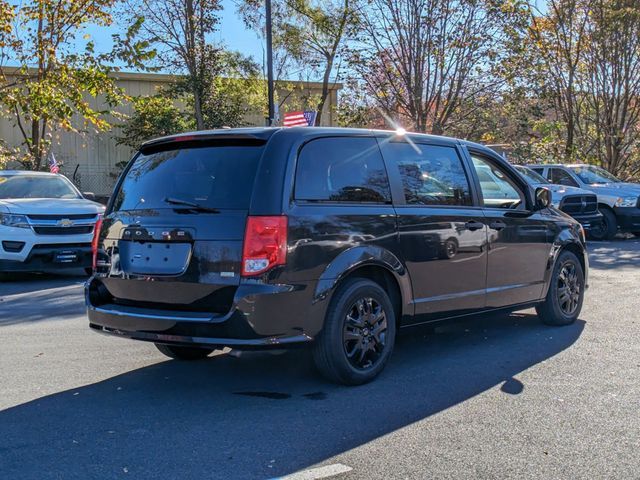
0;272;87;326
587;238;640;270
0;270;87;295
0;312;584;479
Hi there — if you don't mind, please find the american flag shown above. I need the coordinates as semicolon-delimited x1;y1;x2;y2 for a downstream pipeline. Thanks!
283;110;317;127
47;151;60;174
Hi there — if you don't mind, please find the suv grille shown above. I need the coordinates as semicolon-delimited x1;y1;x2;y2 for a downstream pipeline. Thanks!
25;213;99;236
26;213;98;221
33;226;94;235
560;195;598;215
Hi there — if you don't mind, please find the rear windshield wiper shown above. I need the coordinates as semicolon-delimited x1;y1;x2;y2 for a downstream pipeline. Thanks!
164;197;220;213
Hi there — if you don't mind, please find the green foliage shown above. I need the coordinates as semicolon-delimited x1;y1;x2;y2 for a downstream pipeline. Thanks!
118;51;265;148
123;0;224;129
117;95;190;149
0;0;153;170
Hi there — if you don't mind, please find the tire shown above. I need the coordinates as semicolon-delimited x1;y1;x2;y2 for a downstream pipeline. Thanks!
536;250;585;326
155;343;214;360
590;208;617;241
313;278;396;385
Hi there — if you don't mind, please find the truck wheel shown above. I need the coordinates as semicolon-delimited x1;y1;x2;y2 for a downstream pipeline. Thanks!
313;278;396;385
536;250;584;326
155;343;214;360
590;208;617;241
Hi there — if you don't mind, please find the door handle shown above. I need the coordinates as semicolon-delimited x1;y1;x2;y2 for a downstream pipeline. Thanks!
489;221;507;231
464;220;484;231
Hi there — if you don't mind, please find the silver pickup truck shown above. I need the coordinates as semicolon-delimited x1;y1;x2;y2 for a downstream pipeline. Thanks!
529;164;640;240
514;165;603;234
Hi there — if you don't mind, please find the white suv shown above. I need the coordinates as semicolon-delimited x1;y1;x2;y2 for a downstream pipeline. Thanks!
0;171;105;274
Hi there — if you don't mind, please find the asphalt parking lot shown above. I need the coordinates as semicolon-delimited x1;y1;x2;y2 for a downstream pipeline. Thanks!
1;240;639;479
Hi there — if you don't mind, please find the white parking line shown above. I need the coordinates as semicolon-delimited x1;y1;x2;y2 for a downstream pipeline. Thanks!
275;463;353;480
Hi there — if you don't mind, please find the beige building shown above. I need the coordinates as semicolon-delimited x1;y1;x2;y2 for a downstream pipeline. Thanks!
0;71;341;195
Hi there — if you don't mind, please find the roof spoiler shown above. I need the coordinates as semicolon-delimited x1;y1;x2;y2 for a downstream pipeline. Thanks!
139;130;278;153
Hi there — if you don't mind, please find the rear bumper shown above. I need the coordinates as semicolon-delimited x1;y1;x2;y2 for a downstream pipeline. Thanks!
86;278;326;349
614;207;640;231
0;244;92;272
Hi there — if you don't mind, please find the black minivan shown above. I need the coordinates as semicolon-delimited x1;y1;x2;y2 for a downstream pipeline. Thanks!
86;127;588;385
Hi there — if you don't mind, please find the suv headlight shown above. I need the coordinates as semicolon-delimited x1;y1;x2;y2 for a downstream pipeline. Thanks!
615;196;638;207
0;213;30;228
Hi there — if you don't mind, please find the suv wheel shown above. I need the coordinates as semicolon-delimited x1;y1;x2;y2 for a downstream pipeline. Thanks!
155;343;214;360
590;208;617;240
536;250;584;326
313;278;396;385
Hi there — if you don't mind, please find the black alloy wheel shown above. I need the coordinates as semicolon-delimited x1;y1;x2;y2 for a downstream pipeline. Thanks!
342;297;388;370
556;262;581;316
536;250;584;326
313;278;397;385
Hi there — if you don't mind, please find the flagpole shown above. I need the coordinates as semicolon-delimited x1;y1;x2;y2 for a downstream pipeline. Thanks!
265;0;275;126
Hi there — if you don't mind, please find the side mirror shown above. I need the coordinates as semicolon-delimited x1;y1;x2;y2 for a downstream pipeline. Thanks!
534;187;552;210
83;192;96;201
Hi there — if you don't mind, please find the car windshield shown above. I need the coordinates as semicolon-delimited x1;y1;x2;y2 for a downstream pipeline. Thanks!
515;166;550;185
569;165;621;184
0;174;80;199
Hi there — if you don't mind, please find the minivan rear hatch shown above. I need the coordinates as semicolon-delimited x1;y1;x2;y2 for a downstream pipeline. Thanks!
96;134;270;314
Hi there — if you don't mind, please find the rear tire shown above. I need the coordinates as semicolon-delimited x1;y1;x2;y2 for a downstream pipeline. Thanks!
155;343;214;360
313;278;396;385
536;250;584;326
590;208;617;240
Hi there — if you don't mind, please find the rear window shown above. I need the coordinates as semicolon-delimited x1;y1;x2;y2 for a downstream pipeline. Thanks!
294;137;391;203
112;143;264;211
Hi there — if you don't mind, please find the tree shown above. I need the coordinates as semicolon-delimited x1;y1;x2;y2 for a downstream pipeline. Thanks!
351;0;525;135
523;0;640;175
582;0;640;176
118;51;264;148
239;0;357;125
124;0;223;129
0;0;151;170
117;95;190;149
527;0;591;160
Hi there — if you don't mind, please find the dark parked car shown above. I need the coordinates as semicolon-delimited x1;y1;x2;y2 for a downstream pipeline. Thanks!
86;128;588;385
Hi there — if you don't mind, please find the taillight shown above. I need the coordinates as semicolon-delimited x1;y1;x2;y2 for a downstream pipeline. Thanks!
91;215;103;271
241;216;287;276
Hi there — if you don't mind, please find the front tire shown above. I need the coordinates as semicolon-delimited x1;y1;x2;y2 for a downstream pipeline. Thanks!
590;208;617;240
155;343;214;360
313;278;396;385
536;250;585;326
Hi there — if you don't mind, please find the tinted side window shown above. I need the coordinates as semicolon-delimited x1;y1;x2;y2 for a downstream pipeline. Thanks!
471;155;524;209
550;168;579;187
530;167;545;176
295;137;391;203
382;142;472;206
